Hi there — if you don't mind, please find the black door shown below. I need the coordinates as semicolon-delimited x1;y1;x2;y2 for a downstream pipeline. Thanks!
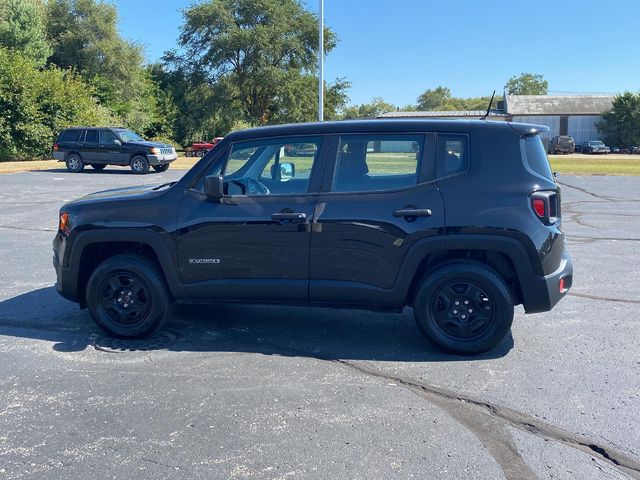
176;135;329;301
81;129;100;162
309;133;445;305
98;129;128;164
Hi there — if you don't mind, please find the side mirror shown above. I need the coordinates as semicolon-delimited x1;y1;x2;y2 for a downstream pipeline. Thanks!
280;162;295;181
113;139;121;146
204;175;224;200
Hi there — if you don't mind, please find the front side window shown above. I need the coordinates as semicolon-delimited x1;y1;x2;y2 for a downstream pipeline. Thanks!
332;135;423;193
83;129;98;143
220;136;323;196
99;130;120;145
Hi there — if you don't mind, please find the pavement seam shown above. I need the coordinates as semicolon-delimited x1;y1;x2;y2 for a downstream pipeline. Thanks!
334;359;640;480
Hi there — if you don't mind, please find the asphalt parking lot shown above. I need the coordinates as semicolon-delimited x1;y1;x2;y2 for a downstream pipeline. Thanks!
0;166;639;479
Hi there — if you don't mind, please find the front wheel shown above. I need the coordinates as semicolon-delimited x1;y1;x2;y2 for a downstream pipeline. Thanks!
152;163;169;172
86;254;170;338
130;155;150;174
413;263;514;354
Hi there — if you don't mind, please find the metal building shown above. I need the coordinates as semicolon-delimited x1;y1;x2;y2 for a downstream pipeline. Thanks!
378;94;614;145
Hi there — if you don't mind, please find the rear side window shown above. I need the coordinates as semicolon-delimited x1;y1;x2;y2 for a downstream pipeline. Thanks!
332;135;423;193
523;135;553;180
83;130;98;143
437;134;469;177
58;130;81;142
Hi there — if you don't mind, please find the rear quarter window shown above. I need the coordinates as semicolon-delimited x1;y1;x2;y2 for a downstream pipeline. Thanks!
57;130;81;142
523;135;554;180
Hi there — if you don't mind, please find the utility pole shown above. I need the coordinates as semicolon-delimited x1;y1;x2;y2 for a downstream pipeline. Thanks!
318;0;324;122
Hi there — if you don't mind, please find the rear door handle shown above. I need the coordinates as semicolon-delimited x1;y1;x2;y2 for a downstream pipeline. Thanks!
393;208;432;218
271;212;307;221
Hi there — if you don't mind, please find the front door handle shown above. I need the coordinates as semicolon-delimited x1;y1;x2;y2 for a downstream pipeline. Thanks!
271;212;307;222
393;208;432;218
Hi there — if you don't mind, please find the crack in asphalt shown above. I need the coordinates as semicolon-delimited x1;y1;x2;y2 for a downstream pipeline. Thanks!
568;292;640;305
0;224;55;232
568;234;640;242
2;312;639;479
140;457;188;472
558;181;640;203
334;359;640;480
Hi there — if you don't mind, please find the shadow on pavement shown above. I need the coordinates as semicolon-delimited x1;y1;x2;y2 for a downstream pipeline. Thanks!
29;168;168;175
0;287;513;362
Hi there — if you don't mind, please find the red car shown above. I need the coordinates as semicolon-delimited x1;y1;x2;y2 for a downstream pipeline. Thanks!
185;137;224;157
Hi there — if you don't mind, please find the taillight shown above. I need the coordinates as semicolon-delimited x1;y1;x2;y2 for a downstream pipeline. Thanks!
530;191;560;225
532;199;546;218
53;143;59;152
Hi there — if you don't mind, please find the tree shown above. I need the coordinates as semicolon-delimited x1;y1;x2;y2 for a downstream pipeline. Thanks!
597;91;640;147
170;0;341;126
45;0;163;134
416;86;451;110
0;0;51;64
341;97;396;119
0;46;114;160
504;73;548;95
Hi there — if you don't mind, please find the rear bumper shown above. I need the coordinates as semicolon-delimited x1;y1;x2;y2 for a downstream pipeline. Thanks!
53;152;65;161
523;251;573;313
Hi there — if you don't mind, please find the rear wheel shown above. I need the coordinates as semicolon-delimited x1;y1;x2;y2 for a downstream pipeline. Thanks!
91;164;106;171
65;154;84;172
86;254;170;338
130;155;149;174
152;163;169;172
413;262;514;354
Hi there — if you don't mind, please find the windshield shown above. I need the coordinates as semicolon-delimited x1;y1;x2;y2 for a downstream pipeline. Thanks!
590;141;604;146
116;130;145;142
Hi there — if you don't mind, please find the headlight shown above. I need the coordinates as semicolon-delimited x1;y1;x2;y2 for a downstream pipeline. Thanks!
150;147;161;155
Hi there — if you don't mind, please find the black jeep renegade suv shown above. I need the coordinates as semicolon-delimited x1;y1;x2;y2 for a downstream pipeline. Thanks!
53;119;573;354
53;127;177;174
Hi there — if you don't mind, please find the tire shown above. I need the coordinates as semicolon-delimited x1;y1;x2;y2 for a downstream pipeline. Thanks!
86;254;170;338
65;154;84;173
91;164;106;171
152;163;169;172
413;262;514;354
130;155;149;174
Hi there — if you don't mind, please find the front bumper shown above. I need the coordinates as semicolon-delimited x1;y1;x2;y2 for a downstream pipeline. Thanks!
147;153;178;165
53;246;79;303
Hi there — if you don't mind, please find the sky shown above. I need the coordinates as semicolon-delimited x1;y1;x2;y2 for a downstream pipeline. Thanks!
113;0;640;106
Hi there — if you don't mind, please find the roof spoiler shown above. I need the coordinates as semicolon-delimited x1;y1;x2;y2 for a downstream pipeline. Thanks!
508;122;550;137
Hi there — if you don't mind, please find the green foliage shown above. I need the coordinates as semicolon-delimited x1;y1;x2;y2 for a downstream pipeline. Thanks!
0;47;114;160
597;91;640;147
341;97;396;119
45;0;169;137
504;72;548;95
417;86;451;110
414;86;493;111
0;0;51;65
168;0;345;127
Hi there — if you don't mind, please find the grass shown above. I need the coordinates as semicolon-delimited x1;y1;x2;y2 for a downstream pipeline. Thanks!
1;153;640;176
548;154;640;175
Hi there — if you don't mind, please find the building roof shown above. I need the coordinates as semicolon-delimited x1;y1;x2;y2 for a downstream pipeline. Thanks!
505;94;614;115
378;110;506;118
